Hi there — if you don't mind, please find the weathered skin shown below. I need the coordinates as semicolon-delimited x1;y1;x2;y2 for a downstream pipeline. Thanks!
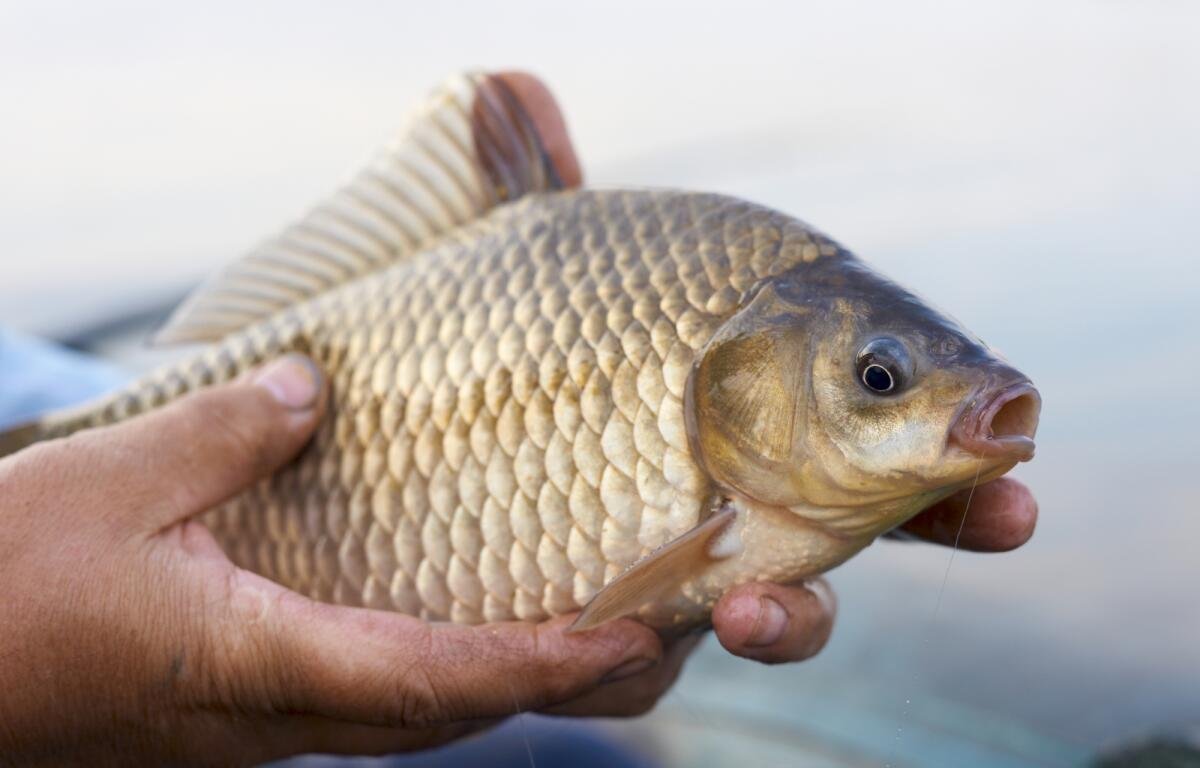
5;74;1039;630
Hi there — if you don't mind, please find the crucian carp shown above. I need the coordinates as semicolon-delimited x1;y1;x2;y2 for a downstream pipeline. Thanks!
0;71;1040;632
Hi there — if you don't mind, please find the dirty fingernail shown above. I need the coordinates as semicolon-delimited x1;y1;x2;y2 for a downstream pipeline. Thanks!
747;596;788;648
600;656;657;685
253;354;322;410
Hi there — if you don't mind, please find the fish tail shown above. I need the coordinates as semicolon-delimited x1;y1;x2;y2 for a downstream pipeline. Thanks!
0;419;46;459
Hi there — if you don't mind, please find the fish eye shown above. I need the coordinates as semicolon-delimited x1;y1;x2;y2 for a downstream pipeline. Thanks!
862;363;894;392
856;337;913;396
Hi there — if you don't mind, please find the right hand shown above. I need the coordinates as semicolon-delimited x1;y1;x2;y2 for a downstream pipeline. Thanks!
0;356;676;766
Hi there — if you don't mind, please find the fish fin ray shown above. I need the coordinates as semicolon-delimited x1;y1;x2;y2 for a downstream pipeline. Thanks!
153;71;575;346
568;507;737;633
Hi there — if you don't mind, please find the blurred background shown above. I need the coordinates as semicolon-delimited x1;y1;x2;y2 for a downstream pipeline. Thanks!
2;1;1198;766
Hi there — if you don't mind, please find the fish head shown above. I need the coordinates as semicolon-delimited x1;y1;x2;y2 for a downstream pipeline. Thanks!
686;255;1040;532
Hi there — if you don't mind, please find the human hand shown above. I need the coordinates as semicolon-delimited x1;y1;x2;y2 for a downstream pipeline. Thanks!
0;356;673;766
709;479;1037;664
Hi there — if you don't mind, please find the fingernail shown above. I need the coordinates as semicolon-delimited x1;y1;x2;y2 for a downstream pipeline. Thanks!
746;596;788;648
253;354;322;410
805;578;837;618
600;656;656;685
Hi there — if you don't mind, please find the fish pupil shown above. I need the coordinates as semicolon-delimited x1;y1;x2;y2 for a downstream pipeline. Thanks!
863;364;894;392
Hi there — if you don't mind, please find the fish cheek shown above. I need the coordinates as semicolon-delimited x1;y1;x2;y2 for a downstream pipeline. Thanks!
685;293;814;508
816;362;972;490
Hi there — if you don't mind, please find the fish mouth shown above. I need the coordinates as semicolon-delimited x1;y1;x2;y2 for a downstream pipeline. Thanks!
950;381;1041;462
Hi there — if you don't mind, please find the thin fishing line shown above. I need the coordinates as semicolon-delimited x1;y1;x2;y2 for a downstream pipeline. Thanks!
932;452;984;622
517;712;536;768
505;678;537;768
886;451;985;767
663;632;717;732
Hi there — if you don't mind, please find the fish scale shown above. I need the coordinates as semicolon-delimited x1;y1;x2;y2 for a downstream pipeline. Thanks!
53;189;833;628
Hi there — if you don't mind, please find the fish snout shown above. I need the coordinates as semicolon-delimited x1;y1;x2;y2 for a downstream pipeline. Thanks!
950;379;1041;462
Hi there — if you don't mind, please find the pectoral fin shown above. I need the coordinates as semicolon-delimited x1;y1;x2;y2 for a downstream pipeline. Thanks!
568;507;737;633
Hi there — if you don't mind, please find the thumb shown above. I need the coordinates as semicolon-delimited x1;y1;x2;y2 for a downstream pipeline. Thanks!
68;353;325;530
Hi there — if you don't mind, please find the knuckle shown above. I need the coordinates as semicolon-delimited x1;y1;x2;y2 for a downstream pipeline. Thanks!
524;628;582;703
393;668;445;728
387;626;448;728
198;571;298;714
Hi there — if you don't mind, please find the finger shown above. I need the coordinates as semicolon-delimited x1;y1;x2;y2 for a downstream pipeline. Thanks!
898;477;1037;552
543;632;704;718
216;571;662;729
712;579;836;665
493;71;582;188
64;354;325;530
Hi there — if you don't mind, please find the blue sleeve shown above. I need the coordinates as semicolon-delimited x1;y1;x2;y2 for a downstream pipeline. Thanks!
0;328;128;430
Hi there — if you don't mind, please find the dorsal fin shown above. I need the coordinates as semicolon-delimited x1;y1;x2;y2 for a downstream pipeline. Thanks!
153;71;580;346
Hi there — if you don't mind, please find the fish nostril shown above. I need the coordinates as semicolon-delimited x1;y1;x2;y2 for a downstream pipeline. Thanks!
988;392;1040;440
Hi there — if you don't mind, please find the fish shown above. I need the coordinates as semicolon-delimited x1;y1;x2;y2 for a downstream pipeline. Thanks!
0;71;1041;631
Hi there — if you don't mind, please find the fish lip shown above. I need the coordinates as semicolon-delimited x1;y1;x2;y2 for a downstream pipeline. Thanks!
950;381;1041;462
